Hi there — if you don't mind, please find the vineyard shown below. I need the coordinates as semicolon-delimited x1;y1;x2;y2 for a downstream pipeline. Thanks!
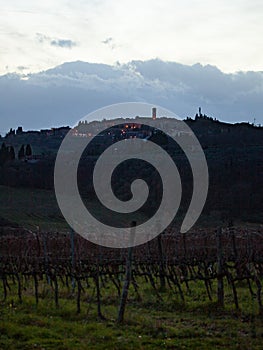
1;226;263;322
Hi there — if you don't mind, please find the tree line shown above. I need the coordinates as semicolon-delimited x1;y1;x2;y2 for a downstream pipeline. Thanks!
0;143;32;165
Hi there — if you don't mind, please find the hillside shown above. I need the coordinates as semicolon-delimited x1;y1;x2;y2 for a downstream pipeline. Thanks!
0;116;262;228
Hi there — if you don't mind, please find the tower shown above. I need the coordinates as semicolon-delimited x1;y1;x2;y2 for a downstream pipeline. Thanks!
152;107;157;120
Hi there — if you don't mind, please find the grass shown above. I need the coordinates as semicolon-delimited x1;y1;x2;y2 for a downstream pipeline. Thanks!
0;185;66;231
0;185;263;348
0;185;149;231
1;277;263;349
1;184;261;235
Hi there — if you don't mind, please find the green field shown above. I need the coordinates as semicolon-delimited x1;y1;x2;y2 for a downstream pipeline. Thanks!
1;278;263;349
0;185;67;231
0;185;150;231
1;185;263;349
1;185;261;233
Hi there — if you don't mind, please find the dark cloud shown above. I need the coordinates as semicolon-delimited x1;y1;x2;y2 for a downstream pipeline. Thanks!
36;33;76;49
0;59;262;134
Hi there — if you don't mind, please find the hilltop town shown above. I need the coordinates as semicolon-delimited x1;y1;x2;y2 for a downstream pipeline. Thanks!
0;108;262;227
1;107;262;162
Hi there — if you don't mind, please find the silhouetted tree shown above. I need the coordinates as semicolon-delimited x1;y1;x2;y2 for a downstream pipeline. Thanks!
25;144;32;157
9;146;15;160
0;143;9;165
18;145;25;160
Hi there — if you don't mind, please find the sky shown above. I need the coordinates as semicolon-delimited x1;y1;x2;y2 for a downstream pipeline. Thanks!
0;59;262;135
0;0;263;75
0;0;262;134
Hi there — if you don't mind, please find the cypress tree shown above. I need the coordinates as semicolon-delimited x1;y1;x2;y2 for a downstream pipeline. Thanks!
18;145;25;159
9;146;15;160
25;144;32;157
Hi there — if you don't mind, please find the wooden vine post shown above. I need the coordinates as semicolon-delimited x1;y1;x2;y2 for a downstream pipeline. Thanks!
70;229;75;291
216;227;224;307
157;220;166;290
117;221;136;323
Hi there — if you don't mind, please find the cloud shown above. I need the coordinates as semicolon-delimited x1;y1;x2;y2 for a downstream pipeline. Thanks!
0;59;262;135
101;37;116;50
50;39;76;48
36;33;49;44
17;66;29;71
2;0;263;74
102;37;113;45
36;33;77;49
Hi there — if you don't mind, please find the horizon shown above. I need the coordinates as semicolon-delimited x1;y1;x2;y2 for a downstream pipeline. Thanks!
2;111;262;138
1;59;263;136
